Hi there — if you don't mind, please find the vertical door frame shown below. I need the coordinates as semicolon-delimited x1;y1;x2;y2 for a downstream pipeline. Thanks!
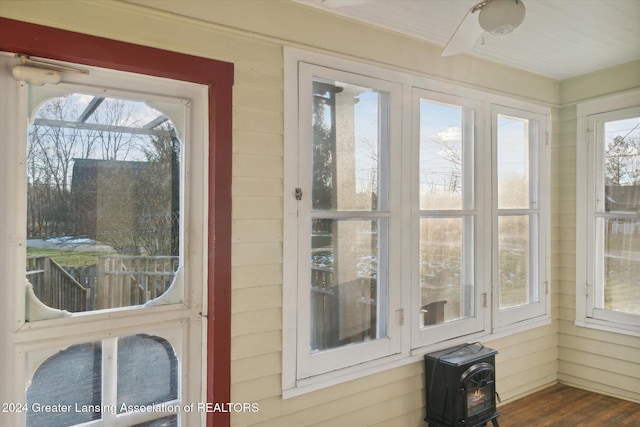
0;17;233;427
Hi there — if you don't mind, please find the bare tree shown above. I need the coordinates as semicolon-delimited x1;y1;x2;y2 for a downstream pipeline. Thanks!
605;135;640;186
422;131;462;194
90;98;140;160
28;97;86;236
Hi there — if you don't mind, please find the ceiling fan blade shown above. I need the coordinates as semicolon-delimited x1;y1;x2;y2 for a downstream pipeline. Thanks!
441;7;484;57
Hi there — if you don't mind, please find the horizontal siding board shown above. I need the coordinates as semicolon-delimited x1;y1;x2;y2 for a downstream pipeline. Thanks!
232;284;282;314
482;325;559;402
233;176;283;197
248;414;305;427
559;333;640;362
234;106;283;134
558;361;640;396
232;241;282;266
291;376;423;427
233;196;283;220
233;154;283;179
500;374;557;404
232;308;282;338
231;352;282;383
559;348;639;379
233;219;282;242
231;373;282;403
318;388;423;427
282;363;422;414
234;131;283;156
231;330;281;361
234;67;283;90
558;373;640;403
232;264;283;289
559;320;640;347
234;84;283;113
232;396;284;426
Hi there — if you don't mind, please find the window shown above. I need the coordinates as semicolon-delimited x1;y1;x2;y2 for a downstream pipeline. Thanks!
493;106;549;328
412;90;486;346
576;90;640;336
284;48;550;394
293;64;402;379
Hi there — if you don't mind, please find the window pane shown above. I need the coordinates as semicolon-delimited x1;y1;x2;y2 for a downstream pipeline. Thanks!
419;217;474;326
498;216;535;309
602;218;640;315
26;94;182;314
498;114;531;209
419;100;464;210
117;334;178;412
603;116;640;213
311;80;387;211
27;342;102;427
310;219;385;351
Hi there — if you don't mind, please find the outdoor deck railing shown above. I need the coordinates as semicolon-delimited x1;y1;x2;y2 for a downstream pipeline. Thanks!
26;256;89;312
26;255;180;312
95;255;180;309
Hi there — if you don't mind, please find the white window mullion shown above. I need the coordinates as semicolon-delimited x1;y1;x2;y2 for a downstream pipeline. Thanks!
102;337;118;425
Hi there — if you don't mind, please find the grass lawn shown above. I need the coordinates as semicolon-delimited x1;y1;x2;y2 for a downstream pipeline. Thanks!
26;248;110;269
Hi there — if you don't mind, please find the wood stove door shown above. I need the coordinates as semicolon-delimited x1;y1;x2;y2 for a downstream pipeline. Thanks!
461;362;496;423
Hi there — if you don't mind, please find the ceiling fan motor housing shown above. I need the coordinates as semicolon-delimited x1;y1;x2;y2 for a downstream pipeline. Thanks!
479;0;526;35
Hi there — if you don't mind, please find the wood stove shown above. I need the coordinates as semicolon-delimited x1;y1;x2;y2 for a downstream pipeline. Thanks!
424;343;500;427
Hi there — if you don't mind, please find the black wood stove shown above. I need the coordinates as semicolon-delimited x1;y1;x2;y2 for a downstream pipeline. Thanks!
424;343;500;427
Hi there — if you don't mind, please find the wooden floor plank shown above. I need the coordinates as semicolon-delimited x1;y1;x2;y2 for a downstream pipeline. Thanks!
496;383;640;427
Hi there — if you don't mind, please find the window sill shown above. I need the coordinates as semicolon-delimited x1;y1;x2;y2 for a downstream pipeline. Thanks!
575;317;640;337
283;315;551;399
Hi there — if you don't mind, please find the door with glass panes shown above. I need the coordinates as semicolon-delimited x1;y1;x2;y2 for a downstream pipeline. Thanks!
0;52;207;426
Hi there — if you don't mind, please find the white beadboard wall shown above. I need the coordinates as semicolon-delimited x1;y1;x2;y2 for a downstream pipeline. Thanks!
1;0;637;425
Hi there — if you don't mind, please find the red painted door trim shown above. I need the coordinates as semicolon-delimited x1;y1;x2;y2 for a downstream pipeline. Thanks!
0;17;233;427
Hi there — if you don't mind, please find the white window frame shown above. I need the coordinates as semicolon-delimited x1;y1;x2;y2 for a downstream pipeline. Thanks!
284;48;551;396
0;53;209;425
492;105;550;330
411;88;488;347
576;89;640;336
294;63;403;379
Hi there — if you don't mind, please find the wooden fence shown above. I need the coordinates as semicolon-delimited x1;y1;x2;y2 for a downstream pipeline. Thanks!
26;256;89;312
95;255;179;309
26;255;179;312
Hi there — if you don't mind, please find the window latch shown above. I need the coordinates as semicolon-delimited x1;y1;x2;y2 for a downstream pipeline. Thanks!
295;187;303;201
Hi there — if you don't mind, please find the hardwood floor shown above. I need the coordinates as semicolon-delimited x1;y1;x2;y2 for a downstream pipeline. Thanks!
496;383;640;427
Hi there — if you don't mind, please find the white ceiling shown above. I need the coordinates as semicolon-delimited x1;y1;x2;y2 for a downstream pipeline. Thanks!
294;0;640;80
